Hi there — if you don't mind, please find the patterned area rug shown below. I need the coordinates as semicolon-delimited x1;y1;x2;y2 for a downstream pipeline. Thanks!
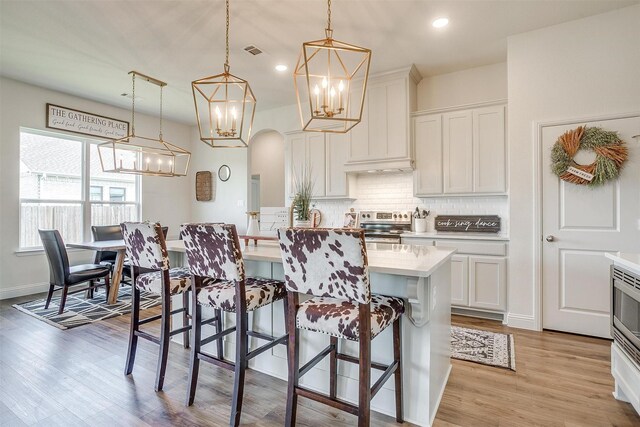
13;286;161;330
451;326;516;371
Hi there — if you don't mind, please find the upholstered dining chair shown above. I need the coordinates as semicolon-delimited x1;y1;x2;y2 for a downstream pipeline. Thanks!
277;228;405;427
180;223;288;427
38;229;111;315
120;222;191;392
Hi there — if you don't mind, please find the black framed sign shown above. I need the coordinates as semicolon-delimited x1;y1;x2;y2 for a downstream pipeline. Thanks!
434;215;501;233
46;104;129;139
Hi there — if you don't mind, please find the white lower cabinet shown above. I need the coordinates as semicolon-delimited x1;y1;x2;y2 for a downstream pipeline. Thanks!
468;256;507;311
450;255;469;306
402;237;508;314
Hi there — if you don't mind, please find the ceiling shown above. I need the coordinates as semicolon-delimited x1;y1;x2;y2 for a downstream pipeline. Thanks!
1;0;636;124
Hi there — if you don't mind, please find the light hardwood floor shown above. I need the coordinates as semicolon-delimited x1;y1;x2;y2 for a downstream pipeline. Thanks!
1;294;639;426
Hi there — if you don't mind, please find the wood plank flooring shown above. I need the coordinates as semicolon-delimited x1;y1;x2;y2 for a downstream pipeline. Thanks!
1;295;639;426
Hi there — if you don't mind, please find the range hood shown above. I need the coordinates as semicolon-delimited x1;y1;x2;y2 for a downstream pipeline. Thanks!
344;158;415;174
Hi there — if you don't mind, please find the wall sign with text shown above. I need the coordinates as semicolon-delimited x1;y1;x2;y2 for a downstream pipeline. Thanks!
434;215;501;233
46;104;129;139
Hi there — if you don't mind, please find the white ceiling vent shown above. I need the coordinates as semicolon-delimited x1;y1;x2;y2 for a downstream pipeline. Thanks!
244;45;263;56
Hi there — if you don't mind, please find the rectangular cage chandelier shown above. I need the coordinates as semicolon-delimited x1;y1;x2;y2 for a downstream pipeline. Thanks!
98;71;191;177
294;0;371;133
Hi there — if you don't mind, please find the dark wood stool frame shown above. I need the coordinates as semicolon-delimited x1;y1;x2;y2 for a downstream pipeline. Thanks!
125;265;196;392
285;291;403;427
186;274;288;427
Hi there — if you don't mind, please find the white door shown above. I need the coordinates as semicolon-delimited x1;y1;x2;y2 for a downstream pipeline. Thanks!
542;115;640;338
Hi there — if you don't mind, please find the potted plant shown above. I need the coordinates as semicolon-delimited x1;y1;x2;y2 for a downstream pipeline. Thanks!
292;168;314;228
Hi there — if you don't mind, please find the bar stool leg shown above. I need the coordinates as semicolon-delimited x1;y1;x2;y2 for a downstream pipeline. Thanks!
125;285;140;376
329;336;338;399
182;291;190;349
155;273;172;392
285;293;299;427
358;303;372;427
230;311;248;427
393;318;403;423
186;278;202;406
215;308;224;359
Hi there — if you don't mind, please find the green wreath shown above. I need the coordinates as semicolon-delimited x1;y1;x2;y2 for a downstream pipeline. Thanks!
551;125;628;187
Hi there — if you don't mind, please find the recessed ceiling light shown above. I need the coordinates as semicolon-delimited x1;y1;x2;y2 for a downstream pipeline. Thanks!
432;17;449;28
275;64;288;72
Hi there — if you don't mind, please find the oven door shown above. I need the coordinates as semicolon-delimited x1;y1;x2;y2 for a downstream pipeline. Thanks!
364;234;401;244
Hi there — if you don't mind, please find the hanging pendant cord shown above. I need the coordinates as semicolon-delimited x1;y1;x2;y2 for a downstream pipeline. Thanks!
225;0;230;69
327;0;332;31
159;85;163;140
131;73;136;136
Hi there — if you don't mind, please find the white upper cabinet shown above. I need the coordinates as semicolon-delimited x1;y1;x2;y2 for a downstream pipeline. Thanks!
285;131;353;200
413;103;507;196
413;114;443;195
346;66;421;172
443;111;474;194
473;105;506;193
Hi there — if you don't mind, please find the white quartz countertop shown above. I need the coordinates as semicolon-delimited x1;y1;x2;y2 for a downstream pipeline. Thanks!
401;231;510;241
606;253;640;275
166;240;456;278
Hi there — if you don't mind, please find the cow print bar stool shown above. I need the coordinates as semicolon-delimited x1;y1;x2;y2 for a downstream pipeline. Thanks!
180;223;288;427
121;222;209;392
278;228;405;427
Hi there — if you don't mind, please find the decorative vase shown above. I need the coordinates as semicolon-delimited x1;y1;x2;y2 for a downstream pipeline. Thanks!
294;219;312;228
246;211;259;235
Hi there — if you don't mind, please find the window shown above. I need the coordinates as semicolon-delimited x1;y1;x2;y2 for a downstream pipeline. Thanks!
109;187;126;202
90;186;103;201
19;130;140;249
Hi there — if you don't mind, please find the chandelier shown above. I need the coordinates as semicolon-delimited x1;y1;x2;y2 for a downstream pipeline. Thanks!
98;71;191;177
294;0;372;133
192;0;256;148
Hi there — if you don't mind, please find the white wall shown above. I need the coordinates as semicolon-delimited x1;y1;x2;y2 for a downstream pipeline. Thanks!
189;126;249;233
417;62;507;111
0;78;193;298
248;130;285;208
507;4;640;329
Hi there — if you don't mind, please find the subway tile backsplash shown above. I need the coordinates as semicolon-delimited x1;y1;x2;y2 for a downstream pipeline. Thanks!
313;172;509;233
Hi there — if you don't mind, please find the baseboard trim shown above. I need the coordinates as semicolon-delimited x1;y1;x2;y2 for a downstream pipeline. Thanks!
0;282;49;300
451;307;504;322
506;313;539;331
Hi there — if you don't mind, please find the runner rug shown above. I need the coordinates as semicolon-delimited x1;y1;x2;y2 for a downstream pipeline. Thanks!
451;326;516;371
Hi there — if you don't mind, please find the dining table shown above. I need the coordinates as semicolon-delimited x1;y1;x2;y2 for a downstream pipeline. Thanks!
67;240;128;304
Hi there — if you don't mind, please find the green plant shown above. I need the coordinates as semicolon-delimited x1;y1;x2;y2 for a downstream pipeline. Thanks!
292;167;314;221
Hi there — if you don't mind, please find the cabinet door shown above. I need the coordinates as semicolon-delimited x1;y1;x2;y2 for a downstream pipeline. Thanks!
286;133;307;199
413;114;443;195
367;83;388;159
385;79;408;159
306;133;326;198
473;106;506;193
443;111;473;193
325;132;349;197
450;255;469;307
468;256;506;311
348;86;369;161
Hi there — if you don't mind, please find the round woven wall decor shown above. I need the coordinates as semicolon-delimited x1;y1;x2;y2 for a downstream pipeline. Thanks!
551;125;628;187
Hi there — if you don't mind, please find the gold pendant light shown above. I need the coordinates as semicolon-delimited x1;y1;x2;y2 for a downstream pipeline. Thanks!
192;0;256;148
98;71;191;177
294;0;372;133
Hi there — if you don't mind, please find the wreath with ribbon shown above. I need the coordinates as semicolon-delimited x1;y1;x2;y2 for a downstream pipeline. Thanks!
551;125;628;187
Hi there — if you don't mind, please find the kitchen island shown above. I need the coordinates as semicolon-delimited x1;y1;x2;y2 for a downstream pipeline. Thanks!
166;241;455;426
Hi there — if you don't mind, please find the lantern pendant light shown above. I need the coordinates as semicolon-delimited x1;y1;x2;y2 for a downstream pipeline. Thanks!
192;0;256;148
294;0;372;133
97;71;191;177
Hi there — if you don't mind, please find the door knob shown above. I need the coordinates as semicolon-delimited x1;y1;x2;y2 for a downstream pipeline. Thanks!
545;235;555;242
